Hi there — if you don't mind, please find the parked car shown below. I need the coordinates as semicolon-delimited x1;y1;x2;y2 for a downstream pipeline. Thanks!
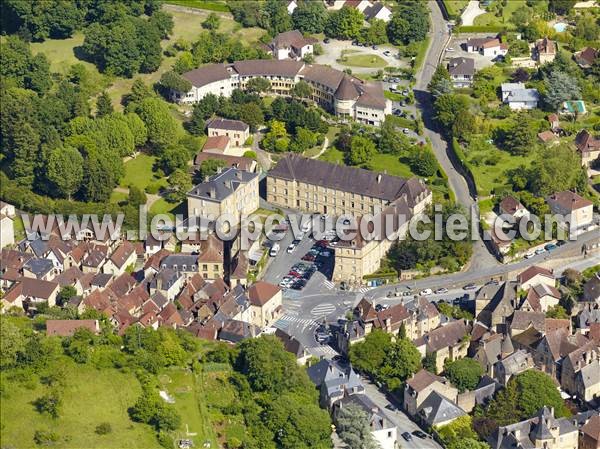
434;287;448;294
535;248;545;255
545;243;557;251
269;243;280;257
372;45;377;50
446;47;455;52
524;252;535;259
383;50;391;56
412;430;428;439
286;242;296;253
463;283;478;290
386;404;397;411
403;128;410;134
401;432;412;441
420;288;433;296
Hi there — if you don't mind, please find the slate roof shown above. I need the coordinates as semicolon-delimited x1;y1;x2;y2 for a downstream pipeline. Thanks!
518;265;553;286
448;57;475;77
269;154;412;201
206;117;249;132
406;369;447;393
182;63;230;88
415;320;469;353
23;257;54;278
187;167;258;202
418;391;466;426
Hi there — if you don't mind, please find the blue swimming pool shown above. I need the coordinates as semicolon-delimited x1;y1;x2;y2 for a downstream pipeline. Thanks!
553;22;568;32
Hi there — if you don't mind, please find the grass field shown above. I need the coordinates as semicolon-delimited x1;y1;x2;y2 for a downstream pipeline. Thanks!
303;127;340;158
473;0;524;27
339;54;388;68
159;368;218;447
368;153;415;178
165;0;229;12
0;360;160;449
119;154;168;191
319;147;345;164
443;0;470;18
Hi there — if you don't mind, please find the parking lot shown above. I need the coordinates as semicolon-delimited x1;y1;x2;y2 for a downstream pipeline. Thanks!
261;219;337;296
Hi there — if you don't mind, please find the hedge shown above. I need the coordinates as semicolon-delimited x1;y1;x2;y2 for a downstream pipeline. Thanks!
455;25;508;33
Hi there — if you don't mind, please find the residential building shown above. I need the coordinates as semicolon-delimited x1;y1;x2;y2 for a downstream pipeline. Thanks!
286;0;297;15
575;47;598;68
489;406;578;449
2;277;59;310
334;394;397;449
499;196;529;220
560;341;600;401
0;213;14;248
201;135;231;154
103;241;136;276
403;369;458;417
538;130;559;145
363;3;393;22
518;265;555;291
547;191;594;233
46;319;99;337
307;359;364;408
206;117;250;147
194;152;257;173
417;391;467;427
173;60;391;126
535;37;557;64
187;167;260;228
465;37;508;57
575;130;600;167
274;328;310;364
475;281;518;331
448;57;475;87
268;30;316;60
413;319;470;373
580;414;600;449
501;82;540;109
246;281;282;328
494;349;534;385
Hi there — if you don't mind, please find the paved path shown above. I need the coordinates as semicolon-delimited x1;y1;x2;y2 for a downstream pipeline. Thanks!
415;1;499;273
251;132;272;171
461;1;487;26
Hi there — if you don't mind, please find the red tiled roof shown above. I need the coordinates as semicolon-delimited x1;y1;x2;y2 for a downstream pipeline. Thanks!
247;281;280;306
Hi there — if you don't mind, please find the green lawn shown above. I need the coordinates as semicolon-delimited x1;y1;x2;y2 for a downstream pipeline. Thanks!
159;368;217;448
413;36;431;73
338;54;388;68
319;147;345;164
110;191;129;205
165;0;229;12
473;0;524;27
368;153;415;178
443;0;470;18
119;154;168;191
0;360;160;449
303;127;340;158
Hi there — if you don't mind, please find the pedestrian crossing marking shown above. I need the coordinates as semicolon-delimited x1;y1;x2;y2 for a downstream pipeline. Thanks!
273;315;319;328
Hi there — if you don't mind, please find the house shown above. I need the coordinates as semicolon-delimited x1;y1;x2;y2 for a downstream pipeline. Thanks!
494;349;533;385
46;319;100;337
547;191;594;233
470;332;514;376
206;117;250;147
535;37;557;64
144;235;162;257
575;360;600;403
187;167;260;229
149;268;184;301
247;281;282;328
363;3;393;22
201;135;230;154
343;0;372;13
582;275;600;303
538;130;559;145
413;319;470;373
560;341;600;401
448;57;475;87
0;213;14;248
269;30;316;61
417;391;467;428
510;310;546;336
465;37;508;56
218;319;260;343
548;113;560;131
580;414;600;449
575;47;598;68
575;130;600;167
307;359;364;407
489;406;578;449
53;266;86;296
518;265;555;291
286;0;297;15
274;328;310;364
103;241;136;276
403;369;458;417
499;196;529;220
501;82;540;110
334;393;397;449
475;281;518;331
194;152;257;173
0;201;16;218
2;277;60;310
22;258;57;281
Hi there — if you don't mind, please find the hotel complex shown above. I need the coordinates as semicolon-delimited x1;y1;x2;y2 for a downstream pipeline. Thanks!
172;59;392;127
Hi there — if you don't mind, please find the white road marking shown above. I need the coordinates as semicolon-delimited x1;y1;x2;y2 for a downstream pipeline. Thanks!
310;303;336;316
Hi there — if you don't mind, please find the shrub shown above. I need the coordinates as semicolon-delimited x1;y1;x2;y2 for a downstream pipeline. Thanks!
95;422;112;435
34;429;60;446
145;183;161;194
244;136;254;146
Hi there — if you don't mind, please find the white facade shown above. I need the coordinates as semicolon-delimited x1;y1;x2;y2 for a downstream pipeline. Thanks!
0;215;14;248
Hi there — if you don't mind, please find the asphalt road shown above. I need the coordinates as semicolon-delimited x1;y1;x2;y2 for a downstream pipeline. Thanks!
415;1;500;273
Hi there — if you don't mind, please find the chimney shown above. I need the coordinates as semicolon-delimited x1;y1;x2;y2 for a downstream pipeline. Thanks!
204;175;210;182
385;317;391;333
210;187;216;198
156;275;162;291
236;170;243;180
377;174;382;183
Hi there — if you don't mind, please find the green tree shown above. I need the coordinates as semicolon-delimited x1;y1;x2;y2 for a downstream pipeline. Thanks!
128;185;147;207
549;0;576;15
349;330;393;376
195;159;226;182
348;135;376;166
387;1;429;45
96;91;114;117
433;94;469;136
361;18;388;45
159;145;189;174
544;71;581;110
444;359;484;392
379;338;422;390
336;404;379;449
0;319;26;369
292;1;328;34
408;147;438;177
546;305;569;319
10;122;40;188
202;12;221;30
137;98;179;151
57;286;77;307
81;150;122;202
326;7;364;40
238;102;264;132
46;145;84;199
246;77;271;94
166;169;192;203
502;114;537;156
185;106;206;136
34;390;62;419
123;113;148;147
291;80;312;100
159;70;192;94
423;352;437;373
293;127;317;152
263;0;292;35
149;10;174;39
527;145;586;195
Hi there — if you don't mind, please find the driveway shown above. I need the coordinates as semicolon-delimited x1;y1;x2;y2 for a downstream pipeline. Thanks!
315;39;408;74
361;379;443;449
461;1;487;26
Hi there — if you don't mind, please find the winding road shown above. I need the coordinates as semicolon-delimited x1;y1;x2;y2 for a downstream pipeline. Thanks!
415;1;500;273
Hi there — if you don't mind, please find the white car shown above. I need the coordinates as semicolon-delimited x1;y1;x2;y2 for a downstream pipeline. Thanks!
446;47;455;52
524;252;535;259
403;128;410;134
287;242;296;253
434;288;448;294
420;288;433;296
301;221;311;233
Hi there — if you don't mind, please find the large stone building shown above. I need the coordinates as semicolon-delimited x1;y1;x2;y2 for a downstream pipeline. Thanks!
267;155;432;281
172;60;391;126
187;167;259;228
